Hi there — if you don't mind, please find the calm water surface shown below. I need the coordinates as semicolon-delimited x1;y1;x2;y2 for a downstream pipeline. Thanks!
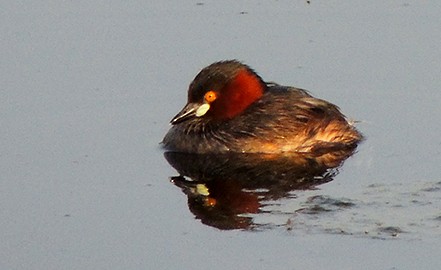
2;1;441;269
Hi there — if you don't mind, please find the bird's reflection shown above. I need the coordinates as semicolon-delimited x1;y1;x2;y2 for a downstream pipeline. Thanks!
164;147;357;230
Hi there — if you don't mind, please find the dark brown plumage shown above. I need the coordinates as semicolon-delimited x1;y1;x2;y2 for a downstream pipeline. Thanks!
162;60;362;154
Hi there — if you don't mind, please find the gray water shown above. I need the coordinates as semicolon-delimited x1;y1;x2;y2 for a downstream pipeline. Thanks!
2;1;441;269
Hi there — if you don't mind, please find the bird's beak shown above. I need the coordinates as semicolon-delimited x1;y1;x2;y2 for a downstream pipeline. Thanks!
170;103;211;125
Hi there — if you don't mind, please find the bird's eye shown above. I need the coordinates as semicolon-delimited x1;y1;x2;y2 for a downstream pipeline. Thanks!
204;91;217;103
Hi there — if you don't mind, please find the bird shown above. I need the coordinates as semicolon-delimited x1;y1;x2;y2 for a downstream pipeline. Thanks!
162;60;362;155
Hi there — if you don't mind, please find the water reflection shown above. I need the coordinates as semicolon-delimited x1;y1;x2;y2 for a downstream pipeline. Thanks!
164;148;357;230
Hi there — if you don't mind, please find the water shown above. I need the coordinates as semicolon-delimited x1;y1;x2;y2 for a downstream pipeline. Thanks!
2;1;441;269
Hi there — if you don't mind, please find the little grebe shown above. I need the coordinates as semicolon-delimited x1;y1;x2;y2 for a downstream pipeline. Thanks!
162;60;362;154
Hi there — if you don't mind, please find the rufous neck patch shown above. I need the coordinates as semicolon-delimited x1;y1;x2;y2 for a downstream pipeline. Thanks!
214;69;264;119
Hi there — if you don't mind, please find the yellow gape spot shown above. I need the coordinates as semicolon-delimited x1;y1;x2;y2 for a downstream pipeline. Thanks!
195;103;210;117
